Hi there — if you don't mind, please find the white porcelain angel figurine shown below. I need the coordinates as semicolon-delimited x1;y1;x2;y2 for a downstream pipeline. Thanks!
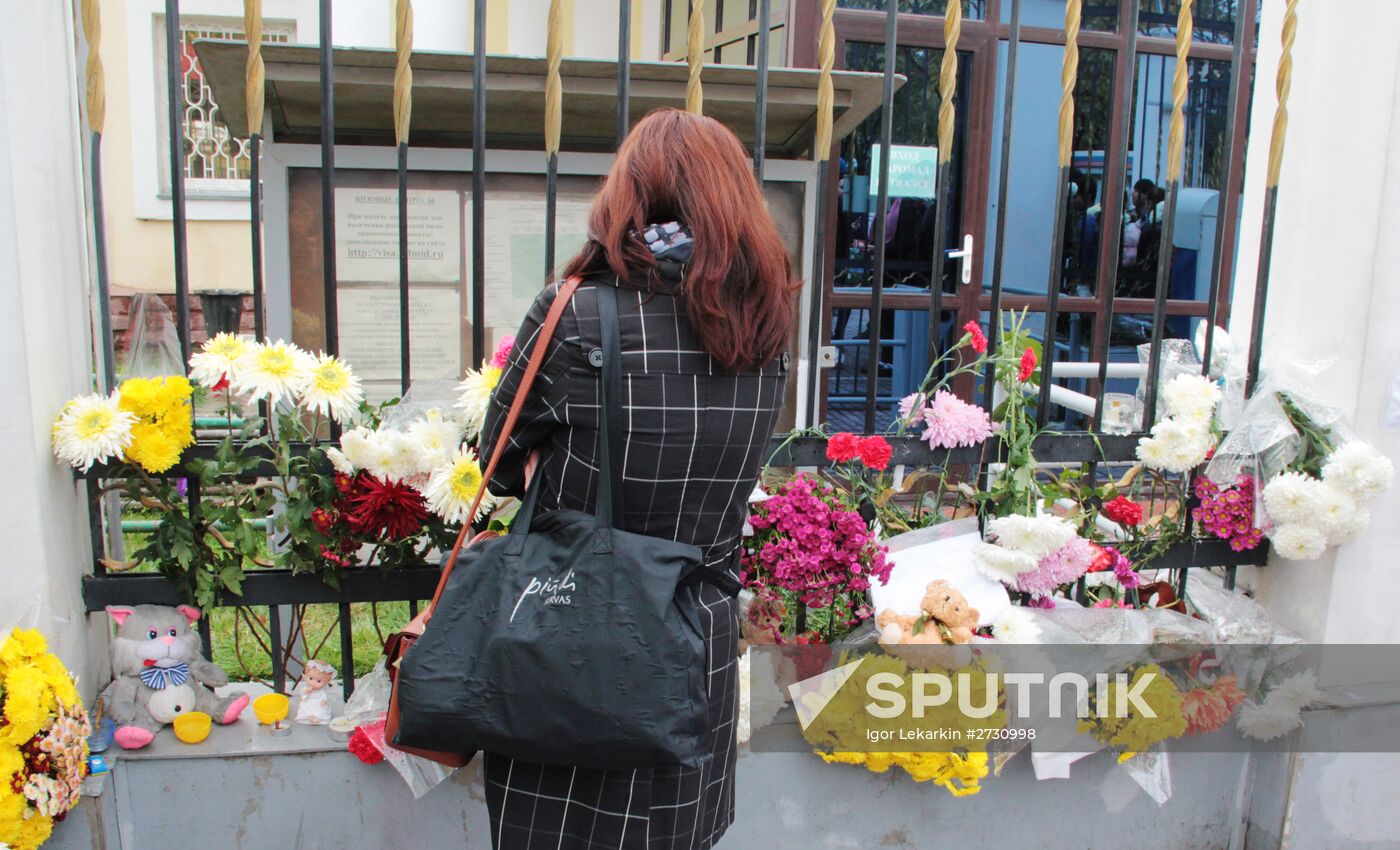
293;659;337;725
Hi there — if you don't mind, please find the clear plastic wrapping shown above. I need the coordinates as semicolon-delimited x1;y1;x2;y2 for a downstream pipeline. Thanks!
345;659;456;799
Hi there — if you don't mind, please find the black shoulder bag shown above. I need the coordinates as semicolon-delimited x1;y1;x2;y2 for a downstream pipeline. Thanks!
391;282;714;769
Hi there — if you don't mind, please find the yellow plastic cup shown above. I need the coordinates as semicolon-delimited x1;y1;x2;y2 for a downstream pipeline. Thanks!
173;711;212;744
253;693;290;725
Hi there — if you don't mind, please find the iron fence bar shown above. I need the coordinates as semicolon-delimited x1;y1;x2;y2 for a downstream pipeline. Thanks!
926;3;961;371
87;480;106;575
268;604;285;693
1142;0;1194;428
982;0;1020;411
338;602;355;698
246;1;266;343
753;0;771;181
1182;5;1248;590
1036;0;1081;428
395;0;414;394
544;0;563;279
471;0;488;363
1089;0;1139;433
864;0;899;433
618;0;632;144
318;0;339;357
1247;0;1298;397
250;136;267;342
806;0;837;426
163;0;192;364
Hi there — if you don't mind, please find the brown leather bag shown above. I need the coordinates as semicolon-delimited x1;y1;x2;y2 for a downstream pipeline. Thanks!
383;276;581;767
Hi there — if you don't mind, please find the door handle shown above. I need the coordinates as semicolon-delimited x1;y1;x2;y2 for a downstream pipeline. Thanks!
945;233;974;285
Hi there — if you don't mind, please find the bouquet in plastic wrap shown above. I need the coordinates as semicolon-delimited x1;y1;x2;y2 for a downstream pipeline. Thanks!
342;658;455;799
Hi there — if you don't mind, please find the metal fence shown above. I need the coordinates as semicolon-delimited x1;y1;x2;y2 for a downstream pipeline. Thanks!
75;0;1292;696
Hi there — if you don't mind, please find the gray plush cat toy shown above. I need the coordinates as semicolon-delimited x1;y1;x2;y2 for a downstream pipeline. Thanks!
101;605;251;749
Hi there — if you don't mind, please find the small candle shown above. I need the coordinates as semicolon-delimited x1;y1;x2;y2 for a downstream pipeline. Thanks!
328;716;354;743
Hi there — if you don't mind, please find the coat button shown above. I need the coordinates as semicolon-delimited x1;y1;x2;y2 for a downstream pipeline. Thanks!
588;348;604;367
780;351;791;372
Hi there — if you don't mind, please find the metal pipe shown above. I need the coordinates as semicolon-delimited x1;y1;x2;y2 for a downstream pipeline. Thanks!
983;0;1021;411
617;0;631;144
753;0;770;181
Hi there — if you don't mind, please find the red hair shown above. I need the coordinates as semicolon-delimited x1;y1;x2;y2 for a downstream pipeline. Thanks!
562;108;796;370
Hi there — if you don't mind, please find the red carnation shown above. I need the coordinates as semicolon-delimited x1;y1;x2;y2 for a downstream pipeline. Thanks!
826;432;861;463
1102;495;1144;527
348;725;385;765
856;435;893;470
962;321;988;354
1017;347;1038;383
345;475;429;541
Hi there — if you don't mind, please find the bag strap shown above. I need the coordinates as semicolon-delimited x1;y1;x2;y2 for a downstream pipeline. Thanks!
596;281;626;528
426;276;582;609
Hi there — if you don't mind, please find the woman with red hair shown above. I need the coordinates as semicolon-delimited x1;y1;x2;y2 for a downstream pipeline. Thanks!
479;108;795;849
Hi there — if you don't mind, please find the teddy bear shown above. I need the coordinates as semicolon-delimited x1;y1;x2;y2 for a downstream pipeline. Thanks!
99;605;250;749
876;580;980;668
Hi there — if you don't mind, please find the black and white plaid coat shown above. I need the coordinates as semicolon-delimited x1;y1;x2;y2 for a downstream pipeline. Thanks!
479;272;788;850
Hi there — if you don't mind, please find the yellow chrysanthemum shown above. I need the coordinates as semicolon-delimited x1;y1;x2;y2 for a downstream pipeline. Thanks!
188;332;250;389
300;353;364;424
1078;664;1188;754
420;446;494;524
1;666;51;745
0;629;46;668
118;376;195;473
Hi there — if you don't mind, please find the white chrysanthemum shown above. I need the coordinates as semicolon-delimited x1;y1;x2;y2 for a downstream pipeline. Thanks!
51;392;136;471
419;445;493;523
335;426;377;472
1270;671;1324;712
991;606;1043;644
188;332;249;389
1136;418;1213;473
406;409;464;471
1269;523;1328;561
1237;699;1303;741
1324;503;1369;546
1262;471;1323;526
985;514;1077;558
1162;373;1222;423
455;364;503;441
974;542;1041;582
299;353;363;423
232;339;314;406
325;446;355;476
1321;440;1395;502
1313;481;1359;540
359;430;420;483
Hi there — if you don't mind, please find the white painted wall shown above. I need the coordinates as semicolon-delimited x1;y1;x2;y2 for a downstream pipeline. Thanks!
1231;0;1400;646
0;0;106;692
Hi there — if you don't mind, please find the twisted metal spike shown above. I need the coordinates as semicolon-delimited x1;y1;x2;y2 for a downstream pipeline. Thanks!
393;0;413;145
813;0;836;159
686;0;704;113
1057;0;1080;168
1166;0;1193;182
1267;0;1299;188
81;0;106;134
545;0;563;154
938;0;961;164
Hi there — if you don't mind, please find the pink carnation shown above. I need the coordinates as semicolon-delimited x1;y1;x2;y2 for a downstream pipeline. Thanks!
1012;536;1098;596
920;390;995;450
490;335;515;369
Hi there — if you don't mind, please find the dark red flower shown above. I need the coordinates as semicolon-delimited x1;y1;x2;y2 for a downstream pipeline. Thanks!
856;435;893;470
826;432;861;463
1017;347;1038;383
1102;495;1144;527
210;374;230;393
334;472;357;495
345;475;428;540
319;546;351;568
311;507;337;533
962;321;988;354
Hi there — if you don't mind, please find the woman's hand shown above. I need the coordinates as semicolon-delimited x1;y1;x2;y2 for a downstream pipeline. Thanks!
523;449;541;489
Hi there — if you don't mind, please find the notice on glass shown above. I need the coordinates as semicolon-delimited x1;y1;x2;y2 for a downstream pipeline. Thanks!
337;285;463;401
464;194;593;339
335;188;462;283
